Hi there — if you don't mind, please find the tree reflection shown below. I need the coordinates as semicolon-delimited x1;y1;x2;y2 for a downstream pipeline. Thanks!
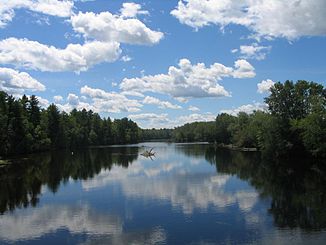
205;147;326;231
0;147;139;214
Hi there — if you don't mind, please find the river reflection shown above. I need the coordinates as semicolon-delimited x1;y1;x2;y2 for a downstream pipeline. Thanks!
0;143;326;244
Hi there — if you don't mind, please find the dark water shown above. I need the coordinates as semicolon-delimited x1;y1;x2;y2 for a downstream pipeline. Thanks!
0;142;326;244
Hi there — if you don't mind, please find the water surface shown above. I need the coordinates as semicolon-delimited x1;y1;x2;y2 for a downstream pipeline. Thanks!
0;143;326;244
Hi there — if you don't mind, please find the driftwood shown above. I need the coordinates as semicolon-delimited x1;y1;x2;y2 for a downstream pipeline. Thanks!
140;148;156;160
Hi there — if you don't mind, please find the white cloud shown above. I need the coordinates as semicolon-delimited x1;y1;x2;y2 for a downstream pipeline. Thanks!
70;11;163;45
120;2;149;18
128;112;216;128
121;58;255;99
56;93;94;112
36;96;49;108
257;79;275;94
128;113;169;128
176;113;215;125
221;102;267;116
232;59;256;78
67;93;79;106
188;105;200;112
53;95;63;103
121;55;132;62
0;38;121;72
0;67;45;94
143;96;182;109
121;91;144;97
235;43;271;60
171;0;326;40
0;0;74;28
0;3;163;72
80;85;142;113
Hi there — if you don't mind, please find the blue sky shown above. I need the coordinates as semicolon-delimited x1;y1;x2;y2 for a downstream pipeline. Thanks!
0;0;325;128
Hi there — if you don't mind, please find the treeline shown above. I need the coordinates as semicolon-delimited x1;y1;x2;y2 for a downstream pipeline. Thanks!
0;91;141;156
173;80;326;158
141;128;173;141
1;80;325;158
173;122;216;142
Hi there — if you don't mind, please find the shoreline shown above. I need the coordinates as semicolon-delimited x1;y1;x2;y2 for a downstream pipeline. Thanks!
214;143;258;152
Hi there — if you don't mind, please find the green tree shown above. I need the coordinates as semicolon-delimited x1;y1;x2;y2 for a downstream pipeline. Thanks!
215;113;236;144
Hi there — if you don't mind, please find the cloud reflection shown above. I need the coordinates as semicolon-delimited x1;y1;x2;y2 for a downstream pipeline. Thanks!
0;204;122;242
82;160;258;214
0;204;167;244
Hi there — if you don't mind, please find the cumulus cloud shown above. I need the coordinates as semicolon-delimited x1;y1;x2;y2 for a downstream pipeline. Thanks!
234;43;271;60
128;112;216;128
36;96;49;108
0;38;121;72
257;79;275;94
56;93;95;112
80;85;142;113
0;67;45;95
55;89;143;114
120;2;149;18
121;58;255;99
232;59;256;78
171;0;326;40
176;113;215;125
70;10;163;45
121;91;144;97
0;3;163;72
121;55;132;62
67;93;79;106
220;102;267;116
0;0;74;28
53;95;63;103
128;113;170;128
143;96;182;109
188;105;200;112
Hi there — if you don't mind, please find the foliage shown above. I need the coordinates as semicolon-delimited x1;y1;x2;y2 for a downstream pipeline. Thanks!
141;128;173;141
1;80;325;158
173;121;216;142
0;92;141;157
157;80;326;158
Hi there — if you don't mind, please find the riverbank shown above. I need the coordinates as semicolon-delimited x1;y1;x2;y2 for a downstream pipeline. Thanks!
214;143;258;152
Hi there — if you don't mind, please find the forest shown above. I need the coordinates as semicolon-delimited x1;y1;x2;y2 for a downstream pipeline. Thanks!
0;92;140;156
172;80;326;158
0;80;325;158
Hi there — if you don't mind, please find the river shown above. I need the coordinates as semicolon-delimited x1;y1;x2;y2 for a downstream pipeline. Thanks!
0;142;325;244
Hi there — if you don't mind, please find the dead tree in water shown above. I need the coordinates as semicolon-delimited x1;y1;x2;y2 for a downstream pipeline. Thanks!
140;148;156;160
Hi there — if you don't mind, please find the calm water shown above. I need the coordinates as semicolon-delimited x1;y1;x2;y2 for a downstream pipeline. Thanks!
0;142;326;244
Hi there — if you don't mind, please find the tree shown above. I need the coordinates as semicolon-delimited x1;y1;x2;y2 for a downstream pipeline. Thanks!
299;110;326;157
0;92;9;155
266;80;325;120
215;113;236;144
27;95;41;128
46;104;61;149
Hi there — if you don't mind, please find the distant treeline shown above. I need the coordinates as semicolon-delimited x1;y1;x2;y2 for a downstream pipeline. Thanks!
141;128;173;141
0;91;141;156
172;80;326;158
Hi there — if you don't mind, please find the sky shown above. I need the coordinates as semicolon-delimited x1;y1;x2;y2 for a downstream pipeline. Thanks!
0;0;325;128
